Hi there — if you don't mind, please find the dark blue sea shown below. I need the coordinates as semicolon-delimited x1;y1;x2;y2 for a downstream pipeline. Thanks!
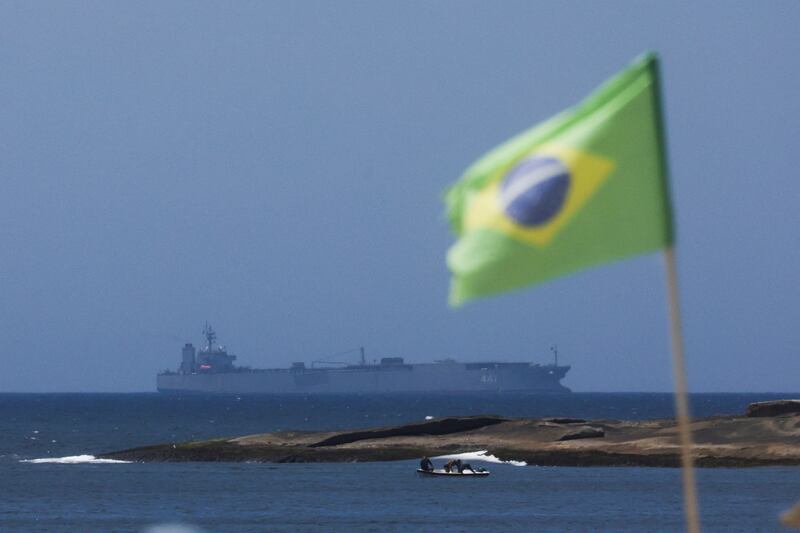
1;393;798;532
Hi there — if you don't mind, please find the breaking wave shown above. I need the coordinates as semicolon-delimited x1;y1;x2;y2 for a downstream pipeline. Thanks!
21;454;131;464
433;450;527;467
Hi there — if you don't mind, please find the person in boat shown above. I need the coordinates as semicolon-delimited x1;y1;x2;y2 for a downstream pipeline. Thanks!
444;459;466;473
458;462;476;473
420;456;434;472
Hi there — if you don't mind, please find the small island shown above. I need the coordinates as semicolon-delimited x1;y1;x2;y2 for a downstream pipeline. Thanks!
101;400;800;467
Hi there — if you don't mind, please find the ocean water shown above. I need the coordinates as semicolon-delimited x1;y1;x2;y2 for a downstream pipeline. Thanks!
1;392;798;532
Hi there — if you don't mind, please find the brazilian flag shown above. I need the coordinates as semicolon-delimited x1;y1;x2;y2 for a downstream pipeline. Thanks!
445;52;674;306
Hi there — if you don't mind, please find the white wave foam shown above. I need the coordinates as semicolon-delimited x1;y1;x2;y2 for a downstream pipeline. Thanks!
21;454;131;464
432;450;527;467
141;523;206;533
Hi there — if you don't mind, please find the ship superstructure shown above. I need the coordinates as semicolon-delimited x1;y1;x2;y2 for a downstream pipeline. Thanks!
179;324;237;374
158;325;571;394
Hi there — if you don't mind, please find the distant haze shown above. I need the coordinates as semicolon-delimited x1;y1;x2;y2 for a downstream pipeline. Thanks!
1;1;798;392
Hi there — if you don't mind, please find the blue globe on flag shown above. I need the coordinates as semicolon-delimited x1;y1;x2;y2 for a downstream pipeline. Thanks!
498;156;570;227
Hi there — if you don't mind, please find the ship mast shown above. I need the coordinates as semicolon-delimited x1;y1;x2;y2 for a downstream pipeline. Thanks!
203;322;217;352
550;344;558;366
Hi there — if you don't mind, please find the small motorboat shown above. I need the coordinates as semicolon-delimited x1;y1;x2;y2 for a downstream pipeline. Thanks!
416;468;490;477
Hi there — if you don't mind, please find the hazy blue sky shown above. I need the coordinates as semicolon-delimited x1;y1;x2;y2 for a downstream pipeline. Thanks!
2;1;798;392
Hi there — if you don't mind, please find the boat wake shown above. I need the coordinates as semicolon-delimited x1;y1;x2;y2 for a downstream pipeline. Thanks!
21;454;131;464
433;450;527;467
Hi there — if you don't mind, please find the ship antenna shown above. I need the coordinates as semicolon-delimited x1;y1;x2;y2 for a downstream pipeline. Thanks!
203;322;217;351
550;344;558;366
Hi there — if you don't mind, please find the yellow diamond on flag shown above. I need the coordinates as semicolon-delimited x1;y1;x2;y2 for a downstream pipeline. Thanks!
464;143;615;246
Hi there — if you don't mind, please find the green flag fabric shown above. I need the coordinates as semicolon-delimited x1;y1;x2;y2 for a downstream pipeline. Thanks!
445;52;674;306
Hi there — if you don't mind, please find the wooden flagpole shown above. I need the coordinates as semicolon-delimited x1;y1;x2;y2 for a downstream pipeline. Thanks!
664;245;700;533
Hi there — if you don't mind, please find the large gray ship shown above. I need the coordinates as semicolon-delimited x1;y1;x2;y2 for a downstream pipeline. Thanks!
157;325;571;394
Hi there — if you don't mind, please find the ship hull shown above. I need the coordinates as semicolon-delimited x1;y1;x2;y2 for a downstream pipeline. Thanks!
157;362;570;394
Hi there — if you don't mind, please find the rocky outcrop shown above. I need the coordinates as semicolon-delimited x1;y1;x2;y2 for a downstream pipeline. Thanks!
309;416;506;447
557;426;605;441
746;400;800;418
544;418;587;424
100;408;800;468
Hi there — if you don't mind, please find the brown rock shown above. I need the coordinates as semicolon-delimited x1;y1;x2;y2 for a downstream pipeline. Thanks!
100;413;800;467
746;400;800;418
557;426;605;441
544;417;587;424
